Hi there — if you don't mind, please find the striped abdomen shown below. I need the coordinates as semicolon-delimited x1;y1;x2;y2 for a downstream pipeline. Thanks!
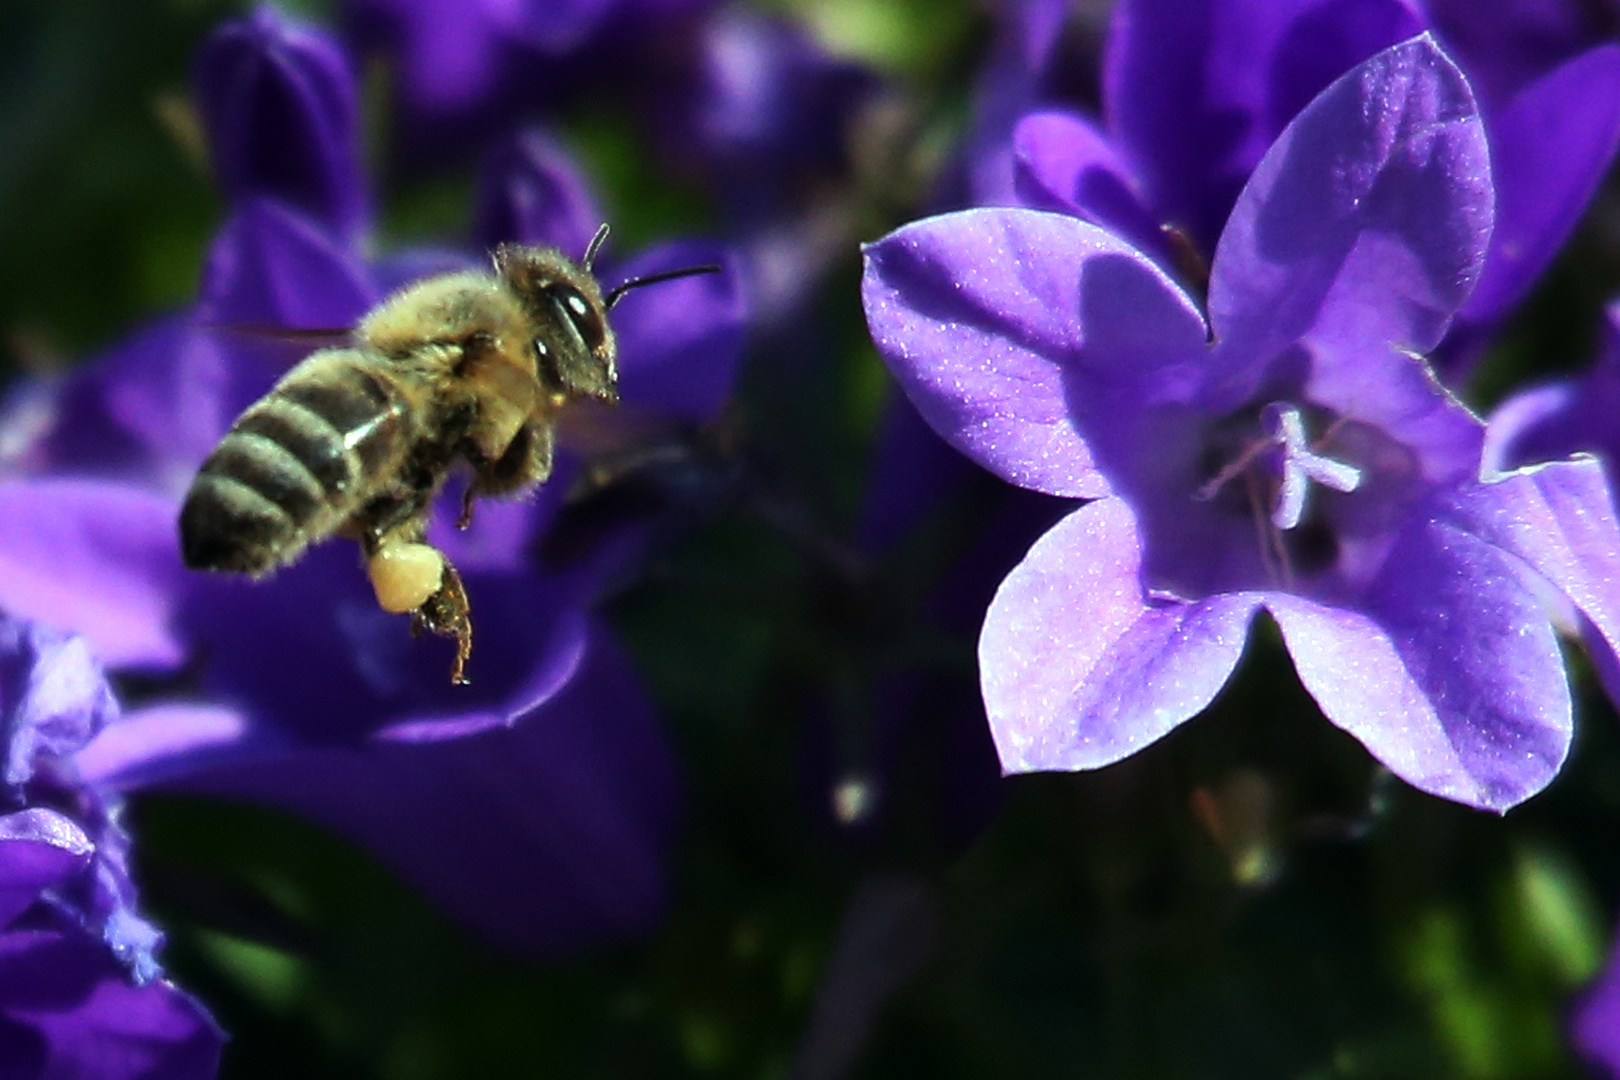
180;350;410;576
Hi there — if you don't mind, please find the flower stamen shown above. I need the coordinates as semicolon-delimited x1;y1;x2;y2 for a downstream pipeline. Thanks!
1262;403;1361;530
1195;402;1361;530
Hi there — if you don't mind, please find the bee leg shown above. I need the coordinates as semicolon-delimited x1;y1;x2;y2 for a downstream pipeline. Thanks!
364;534;474;685
476;421;555;494
456;420;555;532
411;561;473;685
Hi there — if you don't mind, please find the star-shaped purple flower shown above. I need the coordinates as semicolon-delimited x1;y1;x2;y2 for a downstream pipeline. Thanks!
0;615;222;1080
988;0;1620;374
862;36;1620;811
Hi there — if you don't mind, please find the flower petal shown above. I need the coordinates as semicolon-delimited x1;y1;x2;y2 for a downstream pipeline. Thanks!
1482;380;1594;477
74;704;269;792
1;625;118;787
0;810;93;927
193;7;367;237
1106;0;1422;251
154;626;681;955
196;196;376;333
1011;110;1170;264
1436;457;1620;699
349;0;507;114
1270;504;1570;811
0;481;186;672
180;543;591;746
862;208;1207;498
1208;34;1492;363
1461;45;1620;323
982;498;1261;772
0;932;222;1080
473;128;604;256
960;0;1072;204
1572;931;1620;1079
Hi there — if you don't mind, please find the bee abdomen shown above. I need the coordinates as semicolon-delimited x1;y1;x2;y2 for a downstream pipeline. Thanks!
179;472;302;575
232;398;353;496
180;357;408;576
180;425;333;574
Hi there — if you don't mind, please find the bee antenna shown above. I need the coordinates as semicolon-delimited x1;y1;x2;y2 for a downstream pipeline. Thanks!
605;264;723;309
584;224;611;269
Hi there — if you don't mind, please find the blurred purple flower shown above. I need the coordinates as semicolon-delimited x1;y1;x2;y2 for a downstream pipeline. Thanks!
958;0;1104;207
654;9;880;221
1426;0;1620;108
340;0;718;168
1;615;222;1080
1486;301;1620;482
0;10;746;954
983;0;1620;374
1485;300;1620;707
195;6;368;240
343;0;629;115
345;0;877;328
861;37;1620;811
1573;923;1620;1078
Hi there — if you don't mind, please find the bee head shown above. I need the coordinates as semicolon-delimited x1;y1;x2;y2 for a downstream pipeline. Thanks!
494;242;618;404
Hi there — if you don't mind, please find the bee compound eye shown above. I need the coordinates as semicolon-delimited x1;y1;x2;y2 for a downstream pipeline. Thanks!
545;283;607;352
532;335;561;385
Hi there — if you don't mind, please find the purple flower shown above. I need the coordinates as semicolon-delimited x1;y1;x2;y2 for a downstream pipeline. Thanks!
958;0;1102;207
861;36;1620;811
1483;298;1620;498
1573;923;1620;1078
1484;300;1620;706
344;0;633;115
0;12;745;954
1426;0;1620;109
0;615;221;1080
340;0;717;167
194;6;367;239
990;0;1620;373
653;9;881;221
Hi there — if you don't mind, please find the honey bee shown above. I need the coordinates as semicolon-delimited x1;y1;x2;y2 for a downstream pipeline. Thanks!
178;226;717;683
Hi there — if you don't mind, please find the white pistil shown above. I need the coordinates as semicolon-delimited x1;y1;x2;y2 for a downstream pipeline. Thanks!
1262;403;1361;530
1195;402;1363;531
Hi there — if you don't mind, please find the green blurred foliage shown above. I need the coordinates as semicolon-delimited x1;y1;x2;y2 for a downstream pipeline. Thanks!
0;0;238;366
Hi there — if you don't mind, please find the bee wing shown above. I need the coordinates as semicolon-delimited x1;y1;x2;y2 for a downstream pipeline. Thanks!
200;324;357;379
540;411;742;567
204;324;355;347
553;397;686;457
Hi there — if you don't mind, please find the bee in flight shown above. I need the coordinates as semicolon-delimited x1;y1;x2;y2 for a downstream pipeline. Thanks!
178;226;717;683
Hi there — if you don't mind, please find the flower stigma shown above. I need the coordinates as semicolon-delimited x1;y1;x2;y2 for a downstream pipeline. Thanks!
1195;400;1363;585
